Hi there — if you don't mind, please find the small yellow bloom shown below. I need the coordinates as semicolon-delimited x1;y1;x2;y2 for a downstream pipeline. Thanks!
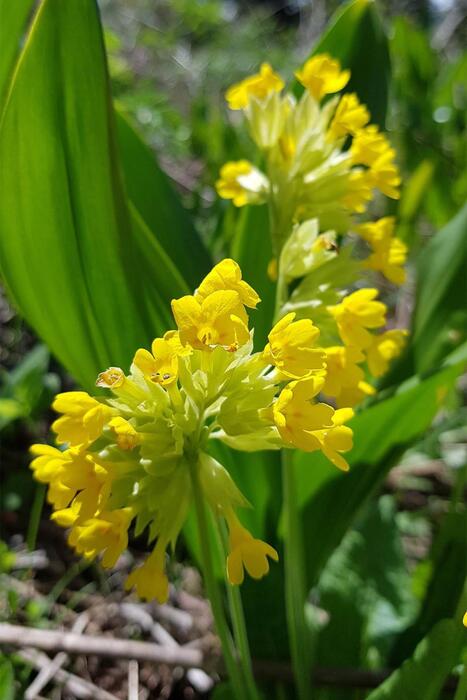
327;288;387;349
341;170;373;213
337;381;375;409
108;416;139;450
196;258;260;309
295;54;350;100
369;147;401;199
225;63;284;110
463;612;467;627
273;376;334;451
133;332;189;387
263;312;326;378
96;367;125;389
328;93;369;139
172;290;250;351
357;218;407;284
366;329;408;377
52;392;114;447
125;541;169;603
29;444;75;509
215;160;269;207
322;346;367;404
68;509;132;569
311;408;354;471
350;125;391;167
226;512;278;585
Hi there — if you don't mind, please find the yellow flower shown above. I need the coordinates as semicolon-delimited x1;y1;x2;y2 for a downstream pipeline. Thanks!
350;125;391;167
311;408;354;471
263;312;326;378
96;367;125;389
68;509;132;568
215;160;269;207
341;170;373;213
108;416;139;451
133;332;190;387
328;93;369;139
29;444;75;509
327;288;387;349
366;330;408;377
357;218;407;285
273;376;335;451
172;289;250;351
463;612;467;627
52;392;114;446
273;378;354;469
322;346;367;401
196;258;260;309
225;63;284;110
125;541;169;603
226;512;278;585
337;381;375;409
295;53;350;100
369;147;401;199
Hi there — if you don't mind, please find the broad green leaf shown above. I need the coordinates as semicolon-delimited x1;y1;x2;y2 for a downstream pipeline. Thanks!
295;0;390;127
295;362;461;588
115;108;212;289
0;0;36;109
0;0;188;389
413;203;467;372
366;618;465;700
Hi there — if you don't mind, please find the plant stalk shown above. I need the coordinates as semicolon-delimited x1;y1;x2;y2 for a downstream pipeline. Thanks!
188;457;246;700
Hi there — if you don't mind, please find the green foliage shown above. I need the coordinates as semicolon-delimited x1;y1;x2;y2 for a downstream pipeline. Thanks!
0;657;15;700
366;618;466;700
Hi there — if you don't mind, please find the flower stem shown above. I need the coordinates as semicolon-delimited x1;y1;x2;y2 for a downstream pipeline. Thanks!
282;449;312;700
188;458;245;700
217;518;260;700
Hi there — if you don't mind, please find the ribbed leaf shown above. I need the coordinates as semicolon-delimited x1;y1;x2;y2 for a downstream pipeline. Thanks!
0;0;36;108
0;0;188;389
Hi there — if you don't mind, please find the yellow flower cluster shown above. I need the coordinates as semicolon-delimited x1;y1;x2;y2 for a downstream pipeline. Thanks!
31;260;405;601
216;53;406;287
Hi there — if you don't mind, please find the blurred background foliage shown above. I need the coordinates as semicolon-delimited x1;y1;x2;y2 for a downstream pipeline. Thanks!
0;0;466;697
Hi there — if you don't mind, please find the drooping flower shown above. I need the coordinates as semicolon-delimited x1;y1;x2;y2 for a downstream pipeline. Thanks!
322;345;375;408
328;93;370;140
52;392;114;447
327;288;387;349
295;54;350;100
125;539;169;603
263;312;326;378
225;511;279;585
357;218;407;285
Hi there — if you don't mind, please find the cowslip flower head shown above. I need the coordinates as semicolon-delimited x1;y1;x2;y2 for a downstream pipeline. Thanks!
31;260;357;599
295;54;350;100
327;288;387;349
263;312;326;379
225;63;284;110
215;161;269;207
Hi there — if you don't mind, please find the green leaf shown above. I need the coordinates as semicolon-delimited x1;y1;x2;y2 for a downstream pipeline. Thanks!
231;204;275;350
115;108;212;288
413;203;467;373
0;0;36;109
0;0;188;389
295;362;461;588
295;0;390;126
366;618;465;700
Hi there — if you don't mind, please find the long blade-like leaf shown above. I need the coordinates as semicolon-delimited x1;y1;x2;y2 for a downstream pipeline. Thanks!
0;0;187;388
0;0;36;109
